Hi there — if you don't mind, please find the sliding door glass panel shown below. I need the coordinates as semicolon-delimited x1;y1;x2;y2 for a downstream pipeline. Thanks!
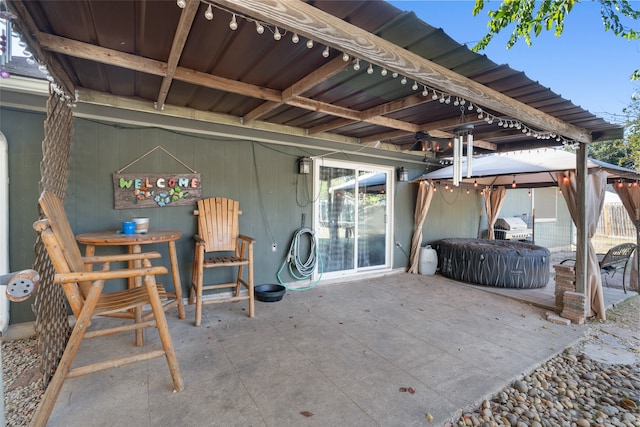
318;165;355;273
357;169;387;269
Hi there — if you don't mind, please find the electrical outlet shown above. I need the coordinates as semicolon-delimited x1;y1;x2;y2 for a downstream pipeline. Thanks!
272;243;277;252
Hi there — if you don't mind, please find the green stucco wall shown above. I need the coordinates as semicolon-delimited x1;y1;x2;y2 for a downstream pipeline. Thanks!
5;100;567;325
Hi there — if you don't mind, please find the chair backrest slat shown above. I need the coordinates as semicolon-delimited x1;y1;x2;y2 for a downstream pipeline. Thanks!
38;191;93;301
599;242;636;268
197;197;240;252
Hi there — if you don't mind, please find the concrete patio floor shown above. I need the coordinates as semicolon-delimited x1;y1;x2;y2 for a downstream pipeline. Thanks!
41;271;635;426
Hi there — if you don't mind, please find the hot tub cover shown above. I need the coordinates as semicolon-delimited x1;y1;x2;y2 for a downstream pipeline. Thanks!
436;238;550;289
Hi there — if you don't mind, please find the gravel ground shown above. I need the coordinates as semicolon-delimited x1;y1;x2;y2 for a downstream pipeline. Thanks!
3;295;639;426
449;295;640;426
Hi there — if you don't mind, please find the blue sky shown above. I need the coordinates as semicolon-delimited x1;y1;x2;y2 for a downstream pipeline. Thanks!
389;1;639;125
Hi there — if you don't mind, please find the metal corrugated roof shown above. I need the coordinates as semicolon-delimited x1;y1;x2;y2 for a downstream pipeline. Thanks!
4;0;623;156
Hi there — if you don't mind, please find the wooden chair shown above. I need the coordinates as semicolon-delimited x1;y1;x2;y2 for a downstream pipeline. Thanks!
560;242;637;293
189;197;255;326
30;191;184;426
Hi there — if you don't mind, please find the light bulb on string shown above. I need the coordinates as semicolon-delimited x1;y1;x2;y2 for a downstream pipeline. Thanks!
412;81;418;91
473;180;478;188
205;4;214;20
273;27;281;40
400;76;407;85
255;21;264;34
176;0;186;8
392;72;398;78
291;33;299;43
381;68;388;76
422;86;428;97
322;46;330;58
367;63;373;74
353;59;360;71
511;176;516;188
229;14;238;30
306;39;314;49
342;52;349;61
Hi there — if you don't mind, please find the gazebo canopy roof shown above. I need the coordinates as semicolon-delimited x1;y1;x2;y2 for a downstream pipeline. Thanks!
4;0;623;157
413;149;640;188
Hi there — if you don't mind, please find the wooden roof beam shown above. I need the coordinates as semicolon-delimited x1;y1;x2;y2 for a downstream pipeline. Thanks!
36;32;420;133
244;56;350;123
216;0;592;143
155;0;199;111
308;92;433;135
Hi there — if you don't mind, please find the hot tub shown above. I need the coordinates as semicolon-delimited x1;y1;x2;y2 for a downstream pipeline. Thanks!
436;238;550;289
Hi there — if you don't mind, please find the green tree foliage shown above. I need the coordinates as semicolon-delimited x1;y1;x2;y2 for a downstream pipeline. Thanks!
583;96;640;170
472;0;640;80
622;95;640;169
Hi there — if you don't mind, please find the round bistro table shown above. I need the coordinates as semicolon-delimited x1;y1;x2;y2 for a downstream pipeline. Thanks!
76;229;186;326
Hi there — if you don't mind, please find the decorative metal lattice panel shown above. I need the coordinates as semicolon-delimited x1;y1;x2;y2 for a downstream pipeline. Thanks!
32;87;74;386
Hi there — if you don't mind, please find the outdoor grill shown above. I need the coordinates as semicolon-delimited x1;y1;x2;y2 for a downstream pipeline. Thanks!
495;217;532;241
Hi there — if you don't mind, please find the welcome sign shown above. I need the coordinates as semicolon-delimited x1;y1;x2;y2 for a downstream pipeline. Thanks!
113;173;201;209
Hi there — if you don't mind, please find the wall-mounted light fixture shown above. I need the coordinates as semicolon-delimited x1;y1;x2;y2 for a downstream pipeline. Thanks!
298;156;312;174
397;166;408;182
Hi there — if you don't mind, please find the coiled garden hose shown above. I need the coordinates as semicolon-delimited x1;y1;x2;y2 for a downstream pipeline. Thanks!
277;227;323;291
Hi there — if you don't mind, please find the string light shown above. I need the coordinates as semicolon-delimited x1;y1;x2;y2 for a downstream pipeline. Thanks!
511;175;517;188
229;14;238;30
205;4;214;20
353;58;360;71
188;1;577;146
176;0;186;8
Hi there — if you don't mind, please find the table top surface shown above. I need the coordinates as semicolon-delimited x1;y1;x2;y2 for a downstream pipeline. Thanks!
76;229;182;245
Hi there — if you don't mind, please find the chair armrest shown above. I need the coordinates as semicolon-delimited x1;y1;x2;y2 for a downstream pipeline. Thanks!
559;259;575;265
55;265;168;284
194;234;206;244
238;234;256;243
82;252;162;265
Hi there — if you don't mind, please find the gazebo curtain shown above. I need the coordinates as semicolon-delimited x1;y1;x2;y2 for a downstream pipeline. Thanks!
613;184;640;289
482;186;506;240
557;170;607;319
409;181;434;274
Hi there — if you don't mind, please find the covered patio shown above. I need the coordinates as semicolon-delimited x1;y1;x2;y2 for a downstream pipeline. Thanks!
0;0;632;425
15;272;622;426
